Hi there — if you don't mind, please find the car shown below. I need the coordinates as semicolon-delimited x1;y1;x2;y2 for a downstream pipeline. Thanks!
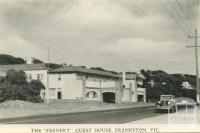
155;95;176;113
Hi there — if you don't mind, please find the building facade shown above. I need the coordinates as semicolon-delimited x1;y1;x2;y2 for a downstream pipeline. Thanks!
0;64;48;99
48;66;146;103
0;64;146;103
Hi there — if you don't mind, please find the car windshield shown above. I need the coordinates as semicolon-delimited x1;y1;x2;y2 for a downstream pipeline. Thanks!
161;95;173;101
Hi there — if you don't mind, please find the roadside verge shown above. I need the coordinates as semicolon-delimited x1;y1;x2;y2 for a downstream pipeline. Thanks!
0;100;154;120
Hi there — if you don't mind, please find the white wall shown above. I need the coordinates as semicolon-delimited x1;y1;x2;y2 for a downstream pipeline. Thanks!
24;70;48;88
122;89;130;102
49;73;82;100
86;81;115;88
101;81;115;88
86;81;100;88
121;79;146;103
123;80;138;102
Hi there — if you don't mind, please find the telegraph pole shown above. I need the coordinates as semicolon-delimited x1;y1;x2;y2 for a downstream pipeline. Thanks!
46;48;50;104
187;29;200;104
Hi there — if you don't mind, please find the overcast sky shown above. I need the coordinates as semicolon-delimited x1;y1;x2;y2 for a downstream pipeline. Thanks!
0;0;199;74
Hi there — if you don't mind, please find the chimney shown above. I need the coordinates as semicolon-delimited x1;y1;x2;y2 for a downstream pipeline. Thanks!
26;57;34;64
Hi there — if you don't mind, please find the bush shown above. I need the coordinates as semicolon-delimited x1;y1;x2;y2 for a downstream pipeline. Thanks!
0;70;45;103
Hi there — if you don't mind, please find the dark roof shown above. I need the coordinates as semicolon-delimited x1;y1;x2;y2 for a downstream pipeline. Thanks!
50;66;120;78
0;64;48;72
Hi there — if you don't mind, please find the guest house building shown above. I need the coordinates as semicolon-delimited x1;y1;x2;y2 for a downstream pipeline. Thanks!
0;63;146;103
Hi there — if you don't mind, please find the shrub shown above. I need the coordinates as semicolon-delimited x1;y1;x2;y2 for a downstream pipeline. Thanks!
0;70;45;103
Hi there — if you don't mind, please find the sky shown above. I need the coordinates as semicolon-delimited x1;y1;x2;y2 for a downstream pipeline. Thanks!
0;0;199;74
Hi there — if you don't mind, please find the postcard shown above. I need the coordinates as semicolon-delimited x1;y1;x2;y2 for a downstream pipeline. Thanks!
0;0;199;133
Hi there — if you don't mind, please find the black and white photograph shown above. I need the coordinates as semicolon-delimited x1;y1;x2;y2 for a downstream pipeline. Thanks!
0;0;200;132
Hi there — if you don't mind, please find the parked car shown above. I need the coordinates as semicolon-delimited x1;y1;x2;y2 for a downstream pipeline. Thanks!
155;95;176;113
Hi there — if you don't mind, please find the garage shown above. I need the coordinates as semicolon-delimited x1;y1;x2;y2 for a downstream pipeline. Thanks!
102;92;115;103
137;95;144;102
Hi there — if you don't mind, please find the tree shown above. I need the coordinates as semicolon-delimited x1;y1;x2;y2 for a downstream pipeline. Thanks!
45;63;62;69
6;70;27;85
26;80;45;102
0;54;25;65
32;58;44;64
185;74;196;87
140;69;197;102
80;66;86;68
0;70;44;103
90;67;106;71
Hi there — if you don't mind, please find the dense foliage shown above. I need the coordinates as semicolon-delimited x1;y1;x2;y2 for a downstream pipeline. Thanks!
32;58;44;64
0;54;26;65
45;63;63;69
140;69;197;102
0;70;45;103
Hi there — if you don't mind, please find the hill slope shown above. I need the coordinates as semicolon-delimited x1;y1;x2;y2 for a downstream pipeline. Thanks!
0;54;26;65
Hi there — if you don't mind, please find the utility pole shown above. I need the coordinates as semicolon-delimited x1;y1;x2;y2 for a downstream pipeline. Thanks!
46;48;50;104
187;29;200;104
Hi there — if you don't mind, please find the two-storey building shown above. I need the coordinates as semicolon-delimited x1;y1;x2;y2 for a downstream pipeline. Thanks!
0;64;146;103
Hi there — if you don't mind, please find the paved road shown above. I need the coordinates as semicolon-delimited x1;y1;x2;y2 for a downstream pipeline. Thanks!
0;107;162;124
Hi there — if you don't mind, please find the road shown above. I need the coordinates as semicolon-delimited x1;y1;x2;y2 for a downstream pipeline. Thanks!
0;107;162;124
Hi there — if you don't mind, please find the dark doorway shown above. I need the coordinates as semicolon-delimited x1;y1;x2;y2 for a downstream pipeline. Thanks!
137;95;144;102
103;92;115;103
57;92;62;100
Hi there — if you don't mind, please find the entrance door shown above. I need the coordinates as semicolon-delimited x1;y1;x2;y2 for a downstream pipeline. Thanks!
103;92;115;103
137;95;144;102
57;92;62;100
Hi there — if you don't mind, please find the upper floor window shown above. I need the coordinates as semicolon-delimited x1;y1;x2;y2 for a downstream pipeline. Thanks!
37;74;44;81
27;74;32;81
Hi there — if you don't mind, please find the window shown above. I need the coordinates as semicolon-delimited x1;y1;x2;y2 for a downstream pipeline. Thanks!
37;74;44;81
86;91;98;98
27;74;32;81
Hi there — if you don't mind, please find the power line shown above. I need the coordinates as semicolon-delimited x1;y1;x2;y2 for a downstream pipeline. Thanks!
126;1;172;39
150;0;183;39
46;48;50;104
175;0;193;32
131;2;148;17
166;0;192;33
158;0;188;35
196;0;200;30
132;1;180;39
